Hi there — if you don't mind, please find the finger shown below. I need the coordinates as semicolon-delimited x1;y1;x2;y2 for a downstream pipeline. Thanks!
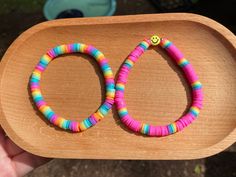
5;138;24;158
0;125;8;158
12;152;51;177
0;125;4;135
0;125;8;144
0;125;24;157
0;156;17;177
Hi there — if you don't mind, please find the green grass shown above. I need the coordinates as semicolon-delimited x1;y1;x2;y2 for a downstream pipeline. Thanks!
0;0;46;15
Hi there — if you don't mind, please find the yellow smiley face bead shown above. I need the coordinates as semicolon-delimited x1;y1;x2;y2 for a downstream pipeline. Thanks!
150;35;160;46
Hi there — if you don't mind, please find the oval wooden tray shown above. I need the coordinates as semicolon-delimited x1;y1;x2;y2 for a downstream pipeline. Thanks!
0;13;236;160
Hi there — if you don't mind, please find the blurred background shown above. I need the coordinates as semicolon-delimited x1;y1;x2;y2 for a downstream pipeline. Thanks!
0;0;236;177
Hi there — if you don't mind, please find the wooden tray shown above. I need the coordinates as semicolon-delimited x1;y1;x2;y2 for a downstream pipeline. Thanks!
0;13;236;160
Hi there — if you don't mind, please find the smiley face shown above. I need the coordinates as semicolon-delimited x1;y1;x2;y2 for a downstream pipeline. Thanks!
151;35;160;46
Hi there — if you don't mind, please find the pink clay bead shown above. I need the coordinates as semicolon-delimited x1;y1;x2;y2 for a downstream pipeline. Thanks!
182;64;198;83
166;44;184;62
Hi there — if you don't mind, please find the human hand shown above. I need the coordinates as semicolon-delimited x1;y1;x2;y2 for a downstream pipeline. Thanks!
0;125;51;177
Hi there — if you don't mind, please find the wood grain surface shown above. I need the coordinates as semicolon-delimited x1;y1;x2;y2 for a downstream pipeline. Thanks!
0;13;236;160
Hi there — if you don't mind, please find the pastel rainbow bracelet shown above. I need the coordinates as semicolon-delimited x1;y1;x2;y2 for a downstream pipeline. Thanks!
30;43;115;132
115;35;203;136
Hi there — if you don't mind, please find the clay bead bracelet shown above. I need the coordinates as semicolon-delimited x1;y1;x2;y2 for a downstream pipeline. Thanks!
115;35;203;137
30;43;115;132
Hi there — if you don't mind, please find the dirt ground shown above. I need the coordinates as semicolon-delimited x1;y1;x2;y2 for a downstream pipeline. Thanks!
0;0;236;177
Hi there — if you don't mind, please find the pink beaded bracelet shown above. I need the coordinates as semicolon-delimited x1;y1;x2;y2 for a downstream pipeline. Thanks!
115;35;203;137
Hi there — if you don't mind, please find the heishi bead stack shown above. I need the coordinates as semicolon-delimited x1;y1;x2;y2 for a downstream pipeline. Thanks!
115;36;203;136
30;43;115;132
